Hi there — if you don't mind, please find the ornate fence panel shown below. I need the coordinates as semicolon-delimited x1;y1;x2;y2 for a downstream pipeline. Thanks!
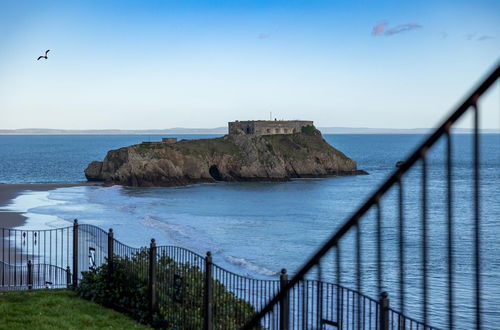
211;263;281;329
155;245;206;329
0;226;72;290
77;223;109;277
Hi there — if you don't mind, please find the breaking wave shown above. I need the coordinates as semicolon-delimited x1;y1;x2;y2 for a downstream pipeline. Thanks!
224;255;277;277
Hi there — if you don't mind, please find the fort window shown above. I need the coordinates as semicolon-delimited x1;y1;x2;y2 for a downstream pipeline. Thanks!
267;129;271;133
275;128;279;134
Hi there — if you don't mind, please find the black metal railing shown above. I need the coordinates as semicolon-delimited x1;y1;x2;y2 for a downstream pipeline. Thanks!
1;226;72;288
243;63;500;329
1;220;437;328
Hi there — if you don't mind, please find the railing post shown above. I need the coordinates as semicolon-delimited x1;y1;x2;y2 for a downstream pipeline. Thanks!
379;291;389;330
66;266;71;289
27;260;33;290
316;278;323;329
204;251;213;330
148;239;157;319
72;219;78;289
107;228;114;279
279;268;289;330
336;286;340;327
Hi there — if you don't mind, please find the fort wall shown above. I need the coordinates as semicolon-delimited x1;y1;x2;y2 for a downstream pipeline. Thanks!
228;120;313;136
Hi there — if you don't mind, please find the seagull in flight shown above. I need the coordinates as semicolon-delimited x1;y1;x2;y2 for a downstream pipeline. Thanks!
37;49;50;60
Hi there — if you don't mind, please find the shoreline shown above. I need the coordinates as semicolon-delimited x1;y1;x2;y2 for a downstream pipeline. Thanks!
0;183;96;271
0;183;96;229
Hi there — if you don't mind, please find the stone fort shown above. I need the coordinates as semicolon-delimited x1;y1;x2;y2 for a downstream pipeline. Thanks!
228;120;313;136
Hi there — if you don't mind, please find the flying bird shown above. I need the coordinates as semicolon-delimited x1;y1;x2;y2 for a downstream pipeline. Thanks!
37;49;50;60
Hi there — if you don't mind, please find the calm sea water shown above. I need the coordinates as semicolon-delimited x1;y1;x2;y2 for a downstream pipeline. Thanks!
0;134;498;328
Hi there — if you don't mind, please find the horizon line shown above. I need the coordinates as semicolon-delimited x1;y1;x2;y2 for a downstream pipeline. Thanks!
0;127;499;135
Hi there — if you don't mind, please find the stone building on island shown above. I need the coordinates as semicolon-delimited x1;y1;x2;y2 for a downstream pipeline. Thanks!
228;120;313;136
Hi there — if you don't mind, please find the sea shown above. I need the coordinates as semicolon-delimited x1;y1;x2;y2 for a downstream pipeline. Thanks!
0;133;498;328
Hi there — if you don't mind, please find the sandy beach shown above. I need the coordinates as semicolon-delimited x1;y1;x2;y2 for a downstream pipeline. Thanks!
0;183;95;229
0;183;98;285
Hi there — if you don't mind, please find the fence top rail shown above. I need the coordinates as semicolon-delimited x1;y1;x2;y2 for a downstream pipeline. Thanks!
211;263;281;282
112;238;145;250
388;307;441;330
156;244;207;261
78;223;109;234
0;226;73;233
304;279;380;304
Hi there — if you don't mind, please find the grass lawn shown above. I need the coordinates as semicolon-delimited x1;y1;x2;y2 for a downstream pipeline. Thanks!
0;290;149;329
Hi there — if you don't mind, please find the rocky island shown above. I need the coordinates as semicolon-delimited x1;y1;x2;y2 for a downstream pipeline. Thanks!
85;121;366;187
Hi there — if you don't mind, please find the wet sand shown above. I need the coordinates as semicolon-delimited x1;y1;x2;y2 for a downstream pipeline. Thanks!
0;183;96;229
0;183;99;276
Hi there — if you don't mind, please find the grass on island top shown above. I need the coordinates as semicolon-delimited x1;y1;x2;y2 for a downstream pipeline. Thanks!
0;289;149;329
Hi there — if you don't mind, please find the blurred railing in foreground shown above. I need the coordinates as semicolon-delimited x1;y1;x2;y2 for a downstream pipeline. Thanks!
243;64;500;329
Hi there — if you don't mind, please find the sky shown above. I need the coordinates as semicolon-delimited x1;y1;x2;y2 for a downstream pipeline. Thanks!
0;0;499;130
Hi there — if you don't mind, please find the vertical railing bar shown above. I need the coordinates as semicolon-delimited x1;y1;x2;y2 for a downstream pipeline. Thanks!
369;298;372;330
55;229;58;271
61;229;64;269
341;278;344;327
316;264;322;329
304;279;308;328
445;127;454;330
356;220;362;330
14;232;17;286
376;201;383;295
72;220;78;288
473;102;481;330
398;178;405;317
66;228;69;269
335;244;341;327
421;152;428;326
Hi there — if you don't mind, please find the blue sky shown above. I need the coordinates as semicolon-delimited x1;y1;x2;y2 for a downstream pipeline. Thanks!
0;0;498;129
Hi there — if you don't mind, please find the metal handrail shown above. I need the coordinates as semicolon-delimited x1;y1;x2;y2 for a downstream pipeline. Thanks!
243;62;500;329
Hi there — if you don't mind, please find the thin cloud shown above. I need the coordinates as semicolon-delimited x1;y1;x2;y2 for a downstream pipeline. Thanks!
466;33;495;41
477;35;494;41
372;21;422;36
384;23;422;35
258;33;271;40
372;21;388;36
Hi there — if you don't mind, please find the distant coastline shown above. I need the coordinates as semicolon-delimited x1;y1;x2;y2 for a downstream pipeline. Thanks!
0;127;498;135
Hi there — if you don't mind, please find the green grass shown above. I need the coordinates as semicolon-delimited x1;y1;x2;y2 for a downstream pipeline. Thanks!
175;137;245;160
0;290;149;330
133;143;164;157
263;131;350;161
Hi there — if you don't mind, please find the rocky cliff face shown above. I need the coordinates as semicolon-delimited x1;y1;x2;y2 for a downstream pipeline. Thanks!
85;126;366;187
